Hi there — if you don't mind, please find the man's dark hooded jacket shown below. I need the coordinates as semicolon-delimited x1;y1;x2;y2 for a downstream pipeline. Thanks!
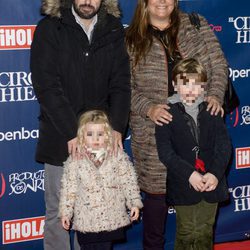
30;0;130;166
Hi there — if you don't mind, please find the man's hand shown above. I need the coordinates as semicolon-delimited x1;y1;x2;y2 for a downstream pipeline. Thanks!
67;137;78;160
112;130;123;156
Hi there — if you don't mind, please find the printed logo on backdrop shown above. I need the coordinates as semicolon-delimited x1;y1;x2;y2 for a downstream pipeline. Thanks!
2;216;44;244
228;16;250;43
8;170;44;196
0;71;36;102
229;67;250;82
228;107;240;128
0;173;6;198
240;106;250;125
229;185;250;212
236;147;250;169
0;127;39;142
0;25;36;50
228;106;250;128
209;24;222;32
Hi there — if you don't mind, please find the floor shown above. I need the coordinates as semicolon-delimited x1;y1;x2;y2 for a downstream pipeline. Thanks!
214;240;250;250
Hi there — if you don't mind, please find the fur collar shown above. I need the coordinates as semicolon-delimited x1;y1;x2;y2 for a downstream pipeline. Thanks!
41;0;120;18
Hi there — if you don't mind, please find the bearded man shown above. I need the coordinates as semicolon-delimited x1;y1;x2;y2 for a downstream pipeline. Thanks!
30;0;130;249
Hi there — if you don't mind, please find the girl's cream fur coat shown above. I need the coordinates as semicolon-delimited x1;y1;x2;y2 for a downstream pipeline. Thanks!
59;151;143;233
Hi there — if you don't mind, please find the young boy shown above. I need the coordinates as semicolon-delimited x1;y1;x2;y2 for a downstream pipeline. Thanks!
155;58;232;250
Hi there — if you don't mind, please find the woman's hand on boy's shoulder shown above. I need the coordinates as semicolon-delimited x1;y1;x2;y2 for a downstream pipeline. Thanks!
206;96;224;117
147;104;173;126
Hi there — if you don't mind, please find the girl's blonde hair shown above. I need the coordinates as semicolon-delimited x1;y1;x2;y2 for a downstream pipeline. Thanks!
77;110;113;152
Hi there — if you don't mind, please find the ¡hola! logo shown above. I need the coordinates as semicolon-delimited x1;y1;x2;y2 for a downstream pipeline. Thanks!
236;147;250;169
0;25;36;50
2;216;45;244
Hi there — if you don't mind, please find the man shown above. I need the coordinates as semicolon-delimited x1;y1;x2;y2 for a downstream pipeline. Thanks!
30;0;130;249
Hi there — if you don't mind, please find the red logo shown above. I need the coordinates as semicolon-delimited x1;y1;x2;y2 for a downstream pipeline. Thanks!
228;107;240;127
2;216;45;244
0;173;6;198
236;147;250;169
209;24;222;32
0;25;36;50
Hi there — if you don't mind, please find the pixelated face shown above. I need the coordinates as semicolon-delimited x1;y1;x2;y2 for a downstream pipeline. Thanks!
73;0;102;19
174;73;206;105
83;122;107;150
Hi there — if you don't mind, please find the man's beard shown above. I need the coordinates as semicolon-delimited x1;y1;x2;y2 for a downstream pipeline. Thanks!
73;3;101;19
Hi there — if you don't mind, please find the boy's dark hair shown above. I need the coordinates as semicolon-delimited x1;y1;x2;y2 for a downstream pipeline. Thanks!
172;58;207;83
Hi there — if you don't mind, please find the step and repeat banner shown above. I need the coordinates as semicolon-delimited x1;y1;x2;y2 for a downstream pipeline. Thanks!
0;0;249;249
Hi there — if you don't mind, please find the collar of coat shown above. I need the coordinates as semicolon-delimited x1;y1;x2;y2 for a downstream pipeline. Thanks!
41;0;120;18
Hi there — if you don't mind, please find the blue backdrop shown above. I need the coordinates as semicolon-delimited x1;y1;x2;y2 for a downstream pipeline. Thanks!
1;0;250;249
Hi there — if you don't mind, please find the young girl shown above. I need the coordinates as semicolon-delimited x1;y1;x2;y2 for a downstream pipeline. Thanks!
59;110;143;250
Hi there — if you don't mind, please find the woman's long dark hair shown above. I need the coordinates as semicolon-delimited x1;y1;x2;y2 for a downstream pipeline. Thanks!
126;0;180;67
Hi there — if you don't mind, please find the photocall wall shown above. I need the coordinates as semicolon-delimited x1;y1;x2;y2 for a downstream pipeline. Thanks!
0;0;249;249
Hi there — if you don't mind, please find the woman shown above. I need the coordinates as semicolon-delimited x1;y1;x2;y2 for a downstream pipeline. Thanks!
126;0;228;249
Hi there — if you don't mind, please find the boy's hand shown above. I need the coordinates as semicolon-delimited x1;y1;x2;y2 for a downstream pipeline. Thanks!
61;216;70;230
130;207;140;221
189;171;205;192
201;173;218;192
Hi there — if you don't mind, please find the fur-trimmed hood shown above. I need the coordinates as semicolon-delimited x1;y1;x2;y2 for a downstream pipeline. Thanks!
42;0;120;18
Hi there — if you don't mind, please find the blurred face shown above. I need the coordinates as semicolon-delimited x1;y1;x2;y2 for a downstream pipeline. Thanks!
174;73;206;105
84;123;106;150
73;0;102;19
147;0;175;27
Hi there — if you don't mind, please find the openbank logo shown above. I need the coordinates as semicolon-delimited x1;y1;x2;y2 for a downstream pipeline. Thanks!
0;25;36;50
236;147;250;169
228;16;250;43
2;216;44;244
0;127;39;142
229;67;250;82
